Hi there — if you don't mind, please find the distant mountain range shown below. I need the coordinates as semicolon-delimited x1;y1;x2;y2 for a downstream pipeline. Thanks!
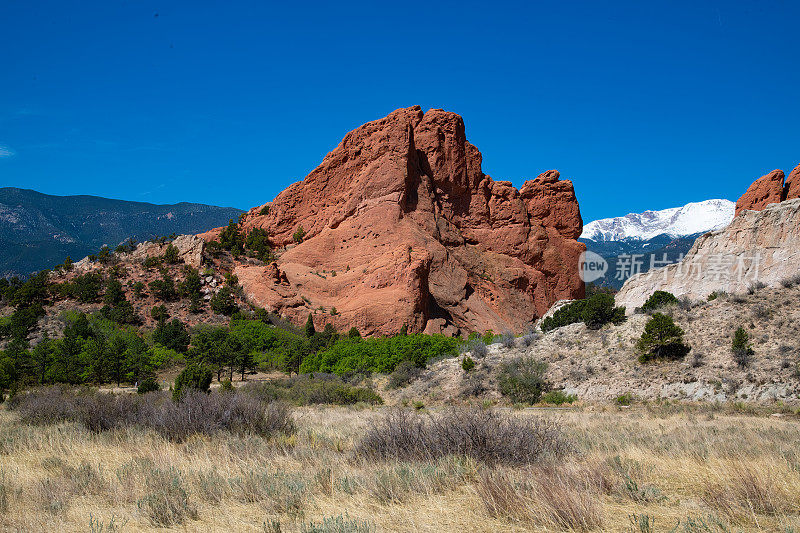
580;199;736;289
581;199;734;242
0;188;244;277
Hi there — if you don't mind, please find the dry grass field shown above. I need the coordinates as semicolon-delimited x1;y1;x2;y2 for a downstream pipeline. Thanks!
1;399;799;533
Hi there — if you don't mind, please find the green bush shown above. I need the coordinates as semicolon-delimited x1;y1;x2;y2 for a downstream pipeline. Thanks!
210;286;238;316
540;390;577;405
68;273;105;303
461;356;476;372
149;272;177;302
497;357;548;404
244;228;275;262
581;293;626;330
242;376;382;406
541;293;625;332
731;326;754;368
293;226;306;244
173;364;213;400
154;319;190;353
615;392;634;406
636;313;691;363
641;290;679;312
300;334;459;375
163;244;180;264
137;377;160;394
387;360;419;389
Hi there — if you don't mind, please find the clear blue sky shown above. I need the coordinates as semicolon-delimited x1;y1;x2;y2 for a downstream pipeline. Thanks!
1;0;799;223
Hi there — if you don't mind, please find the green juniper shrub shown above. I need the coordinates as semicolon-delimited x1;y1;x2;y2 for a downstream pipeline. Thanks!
731;326;754;368
293;225;306;244
581;293;626;330
497;357;549;404
541;293;625;332
540;390;577;405
150;305;169;323
115;239;137;254
461;356;476;372
218;219;245;257
244;227;275;262
101;279;139;324
347;327;361;339
96;245;114;264
162;244;180;264
259;205;270;216
173;363;213;400
148;270;177;302
540;299;587;332
153;318;190;354
137;377;160;394
142;255;161;270
641;290;679;312
210;286;238;316
220;378;234;392
69;272;105;303
304;313;316;338
636;313;691;363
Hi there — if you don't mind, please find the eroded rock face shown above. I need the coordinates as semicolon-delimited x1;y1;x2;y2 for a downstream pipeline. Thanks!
785;164;800;203
735;169;785;216
735;165;800;216
126;235;205;269
217;106;584;335
616;198;800;310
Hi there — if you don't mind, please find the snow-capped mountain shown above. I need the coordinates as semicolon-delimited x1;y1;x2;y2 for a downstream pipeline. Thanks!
581;199;735;242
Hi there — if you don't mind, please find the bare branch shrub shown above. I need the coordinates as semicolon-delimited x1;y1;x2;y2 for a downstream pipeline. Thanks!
354;407;570;466
11;387;295;442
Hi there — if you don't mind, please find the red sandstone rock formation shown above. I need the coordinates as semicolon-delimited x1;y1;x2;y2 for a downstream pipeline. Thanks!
735;169;785;216
208;106;585;335
785;164;800;203
735;165;800;216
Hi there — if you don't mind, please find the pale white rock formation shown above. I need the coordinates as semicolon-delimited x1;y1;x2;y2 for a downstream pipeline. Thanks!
616;198;800;310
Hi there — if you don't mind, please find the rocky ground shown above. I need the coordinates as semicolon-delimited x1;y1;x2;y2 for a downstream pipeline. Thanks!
392;284;800;405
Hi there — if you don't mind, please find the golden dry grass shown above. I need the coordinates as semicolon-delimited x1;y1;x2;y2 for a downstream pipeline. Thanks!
0;404;799;532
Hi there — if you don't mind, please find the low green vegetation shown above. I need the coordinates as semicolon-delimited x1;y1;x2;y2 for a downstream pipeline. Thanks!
299;334;459;375
540;390;577;405
541;293;626;332
497;357;548;404
731;326;754;368
207;218;276;262
242;375;383;406
636;313;691;363
641;290;679;312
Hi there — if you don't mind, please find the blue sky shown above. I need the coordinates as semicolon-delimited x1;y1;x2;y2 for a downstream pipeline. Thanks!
1;0;799;223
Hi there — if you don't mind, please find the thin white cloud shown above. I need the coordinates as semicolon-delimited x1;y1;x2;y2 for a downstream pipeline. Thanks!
0;145;15;158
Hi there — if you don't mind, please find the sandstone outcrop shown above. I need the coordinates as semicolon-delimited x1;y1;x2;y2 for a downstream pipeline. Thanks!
785;164;800;202
735;165;800;216
127;234;205;269
208;106;585;335
616;198;800;310
735;169;785;216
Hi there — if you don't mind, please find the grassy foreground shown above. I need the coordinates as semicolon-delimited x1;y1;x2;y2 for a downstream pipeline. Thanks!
0;402;799;532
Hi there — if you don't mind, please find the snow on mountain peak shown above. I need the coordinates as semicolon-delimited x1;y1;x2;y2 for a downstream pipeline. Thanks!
581;199;735;242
